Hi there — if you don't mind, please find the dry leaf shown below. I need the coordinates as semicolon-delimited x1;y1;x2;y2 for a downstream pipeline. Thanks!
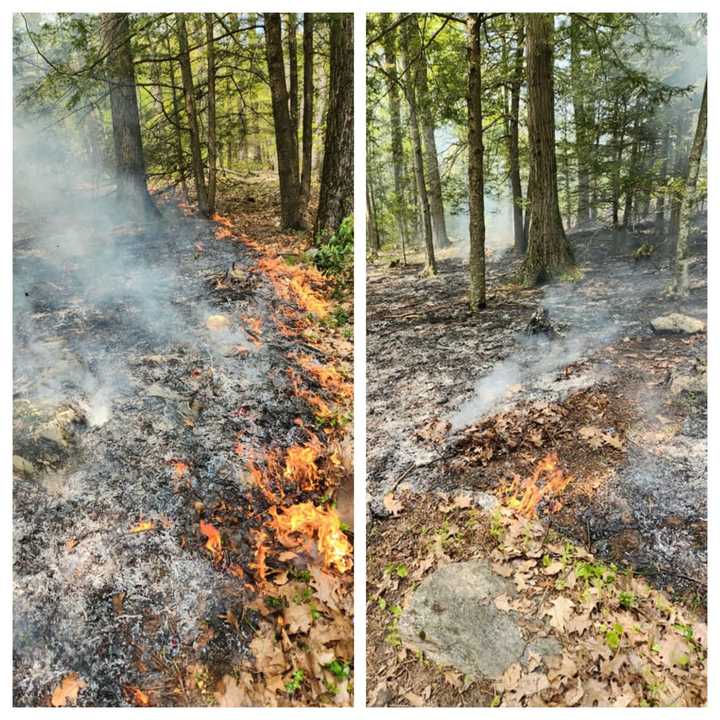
50;673;86;707
383;493;404;516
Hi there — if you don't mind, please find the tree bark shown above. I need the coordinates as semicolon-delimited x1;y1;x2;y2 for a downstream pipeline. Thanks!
315;13;354;239
414;17;449;249
570;14;591;226
400;19;436;275
655;122;671;237
264;13;304;229
508;17;526;255
673;78;707;297
286;13;300;164
381;13;409;264
176;13;208;215
520;13;573;286
205;13;217;214
622;117;641;231
300;13;314;206
467;14;486;311
100;13;157;217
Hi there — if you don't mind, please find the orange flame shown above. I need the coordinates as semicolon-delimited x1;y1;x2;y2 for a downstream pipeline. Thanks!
200;520;223;561
129;519;155;534
269;502;352;573
283;442;320;489
511;452;572;516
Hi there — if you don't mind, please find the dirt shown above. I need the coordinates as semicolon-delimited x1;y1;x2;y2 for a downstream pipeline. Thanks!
13;184;353;707
367;222;707;598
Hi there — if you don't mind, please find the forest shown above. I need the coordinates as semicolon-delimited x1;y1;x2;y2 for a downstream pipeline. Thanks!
366;12;707;708
13;13;353;707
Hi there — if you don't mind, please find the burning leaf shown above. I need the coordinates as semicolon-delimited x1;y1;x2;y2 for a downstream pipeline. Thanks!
129;520;155;534
283;443;320;489
269;503;352;573
50;673;86;707
126;685;150;706
200;520;222;560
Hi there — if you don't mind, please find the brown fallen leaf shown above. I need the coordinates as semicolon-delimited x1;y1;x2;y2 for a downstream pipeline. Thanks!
283;603;313;635
545;596;575;632
50;673;86;707
383;493;404;516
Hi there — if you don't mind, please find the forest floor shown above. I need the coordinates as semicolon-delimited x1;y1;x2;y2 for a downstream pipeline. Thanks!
13;175;353;707
366;220;707;707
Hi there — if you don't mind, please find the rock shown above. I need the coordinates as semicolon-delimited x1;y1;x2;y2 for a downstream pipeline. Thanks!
13;455;35;477
670;371;706;396
399;560;561;679
650;313;706;335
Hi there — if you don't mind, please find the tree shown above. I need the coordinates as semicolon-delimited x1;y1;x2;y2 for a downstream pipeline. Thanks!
400;18;436;275
521;13;574;286
315;13;354;239
264;12;304;229
507;16;526;255
466;13;486;311
415;17;450;249
176;13;208;215
380;13;409;264
672;77;707;297
570;15;592;227
205;13;217;214
300;13;314;206
100;13;157;217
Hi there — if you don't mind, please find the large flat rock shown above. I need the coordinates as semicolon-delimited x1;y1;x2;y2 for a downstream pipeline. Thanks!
398;559;560;680
650;313;706;335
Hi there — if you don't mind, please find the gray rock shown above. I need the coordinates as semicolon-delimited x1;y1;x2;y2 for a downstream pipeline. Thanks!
13;455;35;477
650;313;706;335
399;559;560;680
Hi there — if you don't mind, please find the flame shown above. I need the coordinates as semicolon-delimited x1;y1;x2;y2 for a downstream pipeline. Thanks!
283;442;320;489
257;255;330;320
510;452;572;517
268;502;352;573
211;213;233;227
294;353;351;399
173;461;188;478
200;520;223;561
126;686;150;706
129;520;155;534
214;226;234;240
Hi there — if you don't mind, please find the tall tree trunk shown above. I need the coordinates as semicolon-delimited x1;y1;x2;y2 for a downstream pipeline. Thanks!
669;111;688;239
100;13;157;217
467;14;486;311
176;13;208;215
415;17;449;249
508;17;526;255
315;13;354;239
380;13;409;264
300;13;314;206
264;13;304;229
367;179;381;255
520;13;573;286
570;14;591;226
400;20;436;275
287;13;300;165
622;117;640;231
205;13;217;214
672;78;707;297
655;122;671;237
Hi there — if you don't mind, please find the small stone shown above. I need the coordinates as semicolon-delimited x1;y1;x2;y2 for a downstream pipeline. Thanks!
650;313;706;335
13;455;35;477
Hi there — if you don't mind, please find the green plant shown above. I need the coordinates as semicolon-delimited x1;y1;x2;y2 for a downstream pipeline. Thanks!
314;215;353;280
326;659;351;680
285;669;304;695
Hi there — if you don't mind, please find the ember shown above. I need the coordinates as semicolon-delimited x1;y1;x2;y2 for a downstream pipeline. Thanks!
199;520;222;561
269;502;353;573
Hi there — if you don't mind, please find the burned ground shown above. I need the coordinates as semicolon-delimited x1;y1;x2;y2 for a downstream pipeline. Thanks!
367;222;707;705
13;183;353;707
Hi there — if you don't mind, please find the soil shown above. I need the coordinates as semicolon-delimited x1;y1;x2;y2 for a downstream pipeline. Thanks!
13;180;353;707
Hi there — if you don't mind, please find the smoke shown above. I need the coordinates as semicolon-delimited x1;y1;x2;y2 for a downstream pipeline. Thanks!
448;271;649;430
